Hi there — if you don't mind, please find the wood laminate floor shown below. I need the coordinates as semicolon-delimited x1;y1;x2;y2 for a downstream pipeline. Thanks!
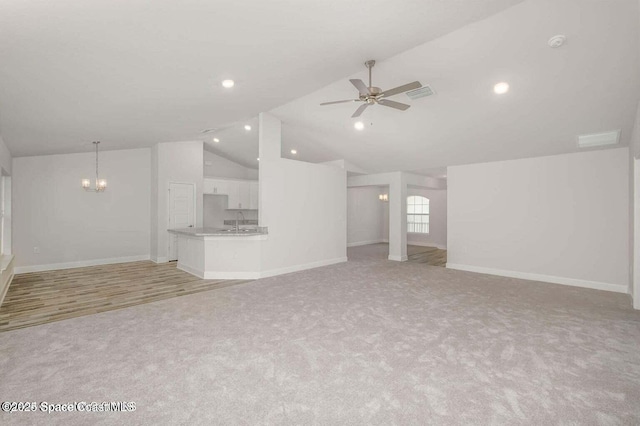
407;245;447;267
0;261;250;333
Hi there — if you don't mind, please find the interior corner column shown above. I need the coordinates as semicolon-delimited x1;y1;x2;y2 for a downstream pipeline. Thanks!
634;157;640;310
388;173;407;261
258;112;281;227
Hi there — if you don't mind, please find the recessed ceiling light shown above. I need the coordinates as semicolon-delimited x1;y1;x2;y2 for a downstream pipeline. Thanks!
244;125;252;131
213;137;220;143
256;157;260;161
354;121;365;131
221;79;235;88
494;82;509;94
290;149;297;155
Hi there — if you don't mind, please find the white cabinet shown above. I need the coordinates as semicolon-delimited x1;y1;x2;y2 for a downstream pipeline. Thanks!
203;178;229;195
226;180;240;209
204;177;258;210
249;181;259;210
238;181;251;210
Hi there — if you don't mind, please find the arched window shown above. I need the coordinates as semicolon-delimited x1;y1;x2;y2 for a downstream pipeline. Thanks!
407;196;429;234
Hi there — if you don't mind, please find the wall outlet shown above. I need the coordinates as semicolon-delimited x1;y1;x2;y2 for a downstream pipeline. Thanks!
33;247;40;254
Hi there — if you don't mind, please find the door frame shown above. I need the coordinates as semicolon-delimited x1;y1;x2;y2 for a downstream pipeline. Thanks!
167;181;197;261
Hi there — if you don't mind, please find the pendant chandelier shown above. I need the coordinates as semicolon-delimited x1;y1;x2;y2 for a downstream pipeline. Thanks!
81;141;107;192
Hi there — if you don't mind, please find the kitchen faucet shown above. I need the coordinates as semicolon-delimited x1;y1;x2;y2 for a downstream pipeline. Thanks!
235;211;245;231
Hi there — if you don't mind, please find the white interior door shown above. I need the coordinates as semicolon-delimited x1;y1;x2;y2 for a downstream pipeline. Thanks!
168;182;195;261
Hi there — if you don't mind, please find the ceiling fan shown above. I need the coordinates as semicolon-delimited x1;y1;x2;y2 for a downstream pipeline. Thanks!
320;60;422;118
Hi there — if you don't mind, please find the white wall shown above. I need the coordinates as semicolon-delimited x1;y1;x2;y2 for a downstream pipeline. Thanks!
204;150;258;180
152;141;203;262
407;188;447;249
13;148;151;272
632;101;640;158
448;148;630;293
634;157;640;308
150;145;158;261
0;134;12;175
0;134;12;257
348;172;407;261
347;187;385;246
259;113;346;275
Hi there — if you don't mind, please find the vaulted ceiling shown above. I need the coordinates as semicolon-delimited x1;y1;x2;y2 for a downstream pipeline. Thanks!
0;0;524;158
272;0;640;173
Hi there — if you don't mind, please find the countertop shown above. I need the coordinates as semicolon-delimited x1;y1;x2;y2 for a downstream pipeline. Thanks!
168;227;267;237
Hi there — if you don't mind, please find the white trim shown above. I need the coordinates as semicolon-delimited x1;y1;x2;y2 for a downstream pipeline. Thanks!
634;157;640;309
259;257;348;279
203;271;261;280
176;263;204;278
388;255;408;262
15;255;150;274
0;254;14;307
446;263;627;294
167;181;197;262
177;257;348;280
177;263;261;280
407;241;447;250
347;239;385;247
151;256;169;264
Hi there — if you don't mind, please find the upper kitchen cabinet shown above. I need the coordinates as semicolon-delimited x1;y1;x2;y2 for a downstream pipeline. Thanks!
203;177;257;210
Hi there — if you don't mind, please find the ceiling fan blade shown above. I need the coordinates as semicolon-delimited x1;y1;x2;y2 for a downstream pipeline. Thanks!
320;99;360;106
351;103;370;118
380;81;422;98
350;79;370;96
378;99;411;111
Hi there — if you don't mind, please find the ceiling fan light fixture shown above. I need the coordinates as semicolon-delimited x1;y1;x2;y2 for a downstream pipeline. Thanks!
320;60;420;117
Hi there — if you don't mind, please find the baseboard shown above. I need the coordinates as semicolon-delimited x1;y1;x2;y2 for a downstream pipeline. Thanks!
177;257;348;280
388;255;408;262
176;263;204;278
177;263;262;280
446;263;627;294
407;241;447;250
347;240;385;247
203;271;262;280
260;257;348;279
15;255;151;274
151;256;169;264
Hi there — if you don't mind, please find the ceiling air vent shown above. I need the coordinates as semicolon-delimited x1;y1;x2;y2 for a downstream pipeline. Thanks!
200;128;217;134
577;130;620;148
406;85;435;100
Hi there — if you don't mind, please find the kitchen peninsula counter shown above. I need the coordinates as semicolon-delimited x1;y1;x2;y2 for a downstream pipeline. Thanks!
168;228;267;279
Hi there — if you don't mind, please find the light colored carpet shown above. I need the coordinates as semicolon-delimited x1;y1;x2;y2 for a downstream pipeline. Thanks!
1;244;639;425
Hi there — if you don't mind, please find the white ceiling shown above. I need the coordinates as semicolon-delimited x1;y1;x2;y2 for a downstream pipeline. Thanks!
204;117;258;169
272;0;640;173
0;0;524;157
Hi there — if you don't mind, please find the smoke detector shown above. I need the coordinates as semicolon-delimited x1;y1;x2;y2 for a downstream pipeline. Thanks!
548;35;567;48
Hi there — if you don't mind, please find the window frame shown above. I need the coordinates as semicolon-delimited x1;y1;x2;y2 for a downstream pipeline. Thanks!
407;195;430;234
